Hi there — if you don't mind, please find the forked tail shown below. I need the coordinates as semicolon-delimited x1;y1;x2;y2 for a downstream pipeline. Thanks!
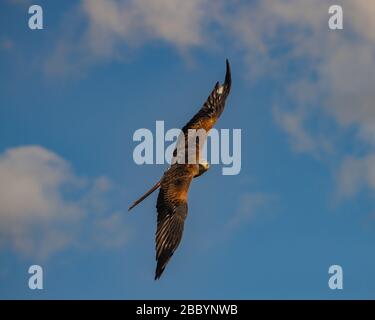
128;180;161;211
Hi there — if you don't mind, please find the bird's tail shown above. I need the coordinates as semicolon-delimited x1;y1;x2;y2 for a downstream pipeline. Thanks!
128;180;161;211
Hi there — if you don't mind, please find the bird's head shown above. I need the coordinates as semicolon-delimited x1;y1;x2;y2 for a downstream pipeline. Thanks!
195;160;210;178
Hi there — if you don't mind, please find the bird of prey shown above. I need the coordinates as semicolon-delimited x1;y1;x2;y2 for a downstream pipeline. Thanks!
129;60;232;280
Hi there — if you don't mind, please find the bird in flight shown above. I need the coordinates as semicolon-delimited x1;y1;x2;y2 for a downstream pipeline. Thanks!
129;60;232;280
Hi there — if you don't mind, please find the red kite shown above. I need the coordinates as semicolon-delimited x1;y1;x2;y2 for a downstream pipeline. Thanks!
129;60;232;280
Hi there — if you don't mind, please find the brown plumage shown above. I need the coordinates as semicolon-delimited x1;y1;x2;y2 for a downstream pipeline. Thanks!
172;59;232;164
129;60;232;280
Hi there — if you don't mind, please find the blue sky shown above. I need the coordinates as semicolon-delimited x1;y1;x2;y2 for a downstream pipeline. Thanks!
1;0;375;299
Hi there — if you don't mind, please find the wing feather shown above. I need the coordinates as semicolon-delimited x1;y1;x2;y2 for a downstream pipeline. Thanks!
173;59;232;163
154;164;196;279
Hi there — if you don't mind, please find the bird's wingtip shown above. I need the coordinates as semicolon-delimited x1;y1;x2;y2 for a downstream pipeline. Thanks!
154;262;166;280
224;58;231;88
154;270;162;280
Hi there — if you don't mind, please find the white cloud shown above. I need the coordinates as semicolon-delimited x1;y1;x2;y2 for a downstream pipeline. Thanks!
82;0;207;49
337;154;375;198
0;146;80;219
273;107;317;154
92;212;132;249
43;0;375;202
214;1;375;158
225;1;375;201
45;0;212;75
0;146;129;259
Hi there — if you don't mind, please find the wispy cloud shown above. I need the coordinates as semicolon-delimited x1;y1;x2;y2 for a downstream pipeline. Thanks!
42;0;375;204
200;191;277;251
227;192;277;231
0;146;130;259
273;107;317;154
44;0;213;76
225;1;375;202
336;155;375;199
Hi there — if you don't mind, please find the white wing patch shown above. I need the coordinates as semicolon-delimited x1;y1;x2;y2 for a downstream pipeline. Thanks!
216;85;224;94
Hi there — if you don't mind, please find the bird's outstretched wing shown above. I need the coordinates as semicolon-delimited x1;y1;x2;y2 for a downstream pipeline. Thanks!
173;59;232;163
155;164;197;280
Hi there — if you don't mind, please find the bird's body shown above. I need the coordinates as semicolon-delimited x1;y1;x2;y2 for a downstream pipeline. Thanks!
129;60;232;280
